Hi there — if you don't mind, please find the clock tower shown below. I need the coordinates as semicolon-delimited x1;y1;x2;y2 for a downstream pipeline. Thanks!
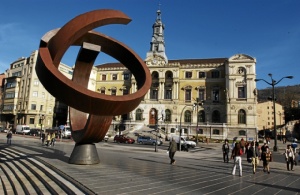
146;8;168;66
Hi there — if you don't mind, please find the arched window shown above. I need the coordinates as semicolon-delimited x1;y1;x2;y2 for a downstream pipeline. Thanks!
135;109;143;121
212;110;221;123
150;71;159;100
239;130;246;136
238;109;246;124
184;110;192;123
198;110;205;122
164;71;173;100
165;109;171;122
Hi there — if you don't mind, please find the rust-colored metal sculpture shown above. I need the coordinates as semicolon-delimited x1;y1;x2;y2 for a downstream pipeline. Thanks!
36;10;151;164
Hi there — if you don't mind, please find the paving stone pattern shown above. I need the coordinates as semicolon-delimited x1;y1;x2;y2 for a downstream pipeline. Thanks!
0;134;299;195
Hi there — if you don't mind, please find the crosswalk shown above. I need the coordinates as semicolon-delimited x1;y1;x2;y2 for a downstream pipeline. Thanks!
0;146;94;195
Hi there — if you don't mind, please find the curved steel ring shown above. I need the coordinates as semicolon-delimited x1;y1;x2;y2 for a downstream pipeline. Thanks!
36;10;151;143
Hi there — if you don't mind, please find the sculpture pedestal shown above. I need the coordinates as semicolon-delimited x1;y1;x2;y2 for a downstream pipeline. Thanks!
69;143;100;165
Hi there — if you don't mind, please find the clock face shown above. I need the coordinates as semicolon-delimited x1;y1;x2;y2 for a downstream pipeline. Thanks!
152;58;158;64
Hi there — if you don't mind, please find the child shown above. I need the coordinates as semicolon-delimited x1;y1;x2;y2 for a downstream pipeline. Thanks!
262;146;272;174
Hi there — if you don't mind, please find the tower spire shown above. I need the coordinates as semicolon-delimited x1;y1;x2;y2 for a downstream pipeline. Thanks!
146;6;168;62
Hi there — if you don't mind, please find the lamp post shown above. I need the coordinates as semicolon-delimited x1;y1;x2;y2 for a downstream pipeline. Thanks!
255;74;293;151
151;109;165;152
194;98;204;145
39;114;45;134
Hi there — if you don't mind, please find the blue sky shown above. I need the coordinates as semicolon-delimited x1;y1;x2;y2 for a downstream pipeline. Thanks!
0;0;299;89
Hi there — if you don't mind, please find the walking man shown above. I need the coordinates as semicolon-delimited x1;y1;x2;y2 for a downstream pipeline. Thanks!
168;138;177;165
285;144;295;171
222;139;230;163
6;130;12;145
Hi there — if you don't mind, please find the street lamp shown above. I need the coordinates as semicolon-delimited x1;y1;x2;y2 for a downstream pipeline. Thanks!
151;109;165;152
39;114;45;134
255;74;293;151
194;98;204;145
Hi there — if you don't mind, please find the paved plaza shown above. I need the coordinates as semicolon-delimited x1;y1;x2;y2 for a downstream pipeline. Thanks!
0;133;299;195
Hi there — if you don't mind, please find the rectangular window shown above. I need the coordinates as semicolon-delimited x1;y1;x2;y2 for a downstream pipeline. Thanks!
198;72;206;78
198;89;205;101
5;92;15;99
29;118;35;124
42;92;45;98
12;71;22;77
124;74;130;80
123;89;129;95
238;86;246;98
40;105;43;111
100;89;105;94
3;105;14;111
6;82;16;88
165;90;172;99
212;89;219;101
185;72;192;78
102;75;106;81
111;89;116;96
31;104;36;110
211;71;220;78
32;91;38;97
150;90;158;99
33;80;39;86
112;74;118;80
185;89;191;102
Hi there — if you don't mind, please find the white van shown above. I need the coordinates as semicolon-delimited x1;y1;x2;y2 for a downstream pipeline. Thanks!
61;126;71;138
16;125;30;134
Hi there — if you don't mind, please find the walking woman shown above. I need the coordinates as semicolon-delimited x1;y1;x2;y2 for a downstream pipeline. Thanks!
231;143;243;177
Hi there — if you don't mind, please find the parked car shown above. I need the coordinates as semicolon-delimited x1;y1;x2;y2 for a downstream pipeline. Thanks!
113;135;135;144
137;136;161;145
29;128;41;136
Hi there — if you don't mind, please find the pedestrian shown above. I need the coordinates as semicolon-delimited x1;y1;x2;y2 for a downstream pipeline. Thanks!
231;143;243;177
283;136;286;144
240;137;245;153
291;141;298;154
6;130;12;145
168;138;177;165
231;140;236;150
298;151;300;163
247;141;260;174
50;132;56;146
41;132;46;145
261;146;272;174
261;142;267;153
285;144;295;171
222;139;230;163
46;133;51;146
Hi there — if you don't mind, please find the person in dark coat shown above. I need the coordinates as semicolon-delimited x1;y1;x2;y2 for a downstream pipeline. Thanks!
6;130;12;145
168;138;177;165
222;139;230;163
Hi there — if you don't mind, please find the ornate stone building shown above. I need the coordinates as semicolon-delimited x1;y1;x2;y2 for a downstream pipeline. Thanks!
96;9;258;141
